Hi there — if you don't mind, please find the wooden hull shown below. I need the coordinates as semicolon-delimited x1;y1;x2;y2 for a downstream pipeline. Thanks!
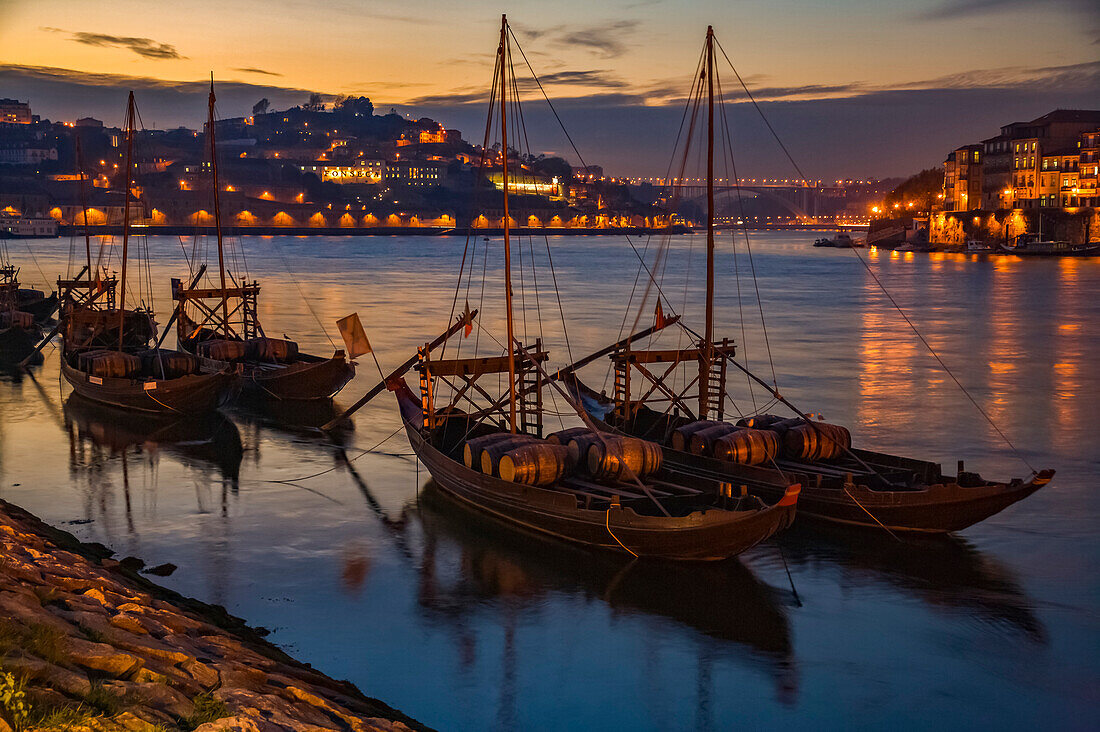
567;379;1052;533
177;316;354;401
240;353;355;401
19;291;58;322
61;359;239;415
0;325;42;362
396;381;797;561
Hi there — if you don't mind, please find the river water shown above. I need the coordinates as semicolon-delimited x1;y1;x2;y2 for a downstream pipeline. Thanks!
1;233;1096;730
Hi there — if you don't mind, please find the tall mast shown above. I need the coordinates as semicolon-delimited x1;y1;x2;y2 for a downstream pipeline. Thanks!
207;76;230;338
117;91;136;351
700;26;716;418
75;136;92;279
499;14;517;434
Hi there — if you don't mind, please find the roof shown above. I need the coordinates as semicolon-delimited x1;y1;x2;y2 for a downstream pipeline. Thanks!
1028;109;1100;125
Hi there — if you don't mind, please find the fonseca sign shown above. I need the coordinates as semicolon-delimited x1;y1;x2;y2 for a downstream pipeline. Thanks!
322;166;382;184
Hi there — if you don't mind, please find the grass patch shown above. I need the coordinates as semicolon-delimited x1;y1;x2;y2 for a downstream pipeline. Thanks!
0;620;69;666
77;625;108;644
25;703;100;731
182;691;228;730
82;683;126;716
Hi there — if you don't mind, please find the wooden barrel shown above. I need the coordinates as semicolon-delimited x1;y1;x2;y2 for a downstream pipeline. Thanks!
247;337;299;363
546;427;592;445
462;433;532;470
712;428;779;465
139;349;199;379
197;339;248;362
565;431;605;466
586;436;662;481
670;420;725;452
688;423;741;455
480;435;541;476
736;413;783;429
1;311;35;329
782;423;851;461
498;443;570;486
81;350;141;379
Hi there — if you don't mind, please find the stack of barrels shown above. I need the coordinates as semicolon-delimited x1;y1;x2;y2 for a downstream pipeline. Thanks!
197;339;248;362
247;337;299;363
76;350;141;379
547;427;662;482
0;311;35;329
463;433;570;487
137;349;201;379
671;420;779;466
462;427;663;487
736;414;852;461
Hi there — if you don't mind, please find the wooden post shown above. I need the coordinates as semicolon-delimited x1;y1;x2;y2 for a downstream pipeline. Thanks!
207;77;231;339
701;26;716;419
117;91;136;352
499;14;517;434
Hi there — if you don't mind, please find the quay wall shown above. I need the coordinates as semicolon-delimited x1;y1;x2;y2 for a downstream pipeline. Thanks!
930;208;1099;246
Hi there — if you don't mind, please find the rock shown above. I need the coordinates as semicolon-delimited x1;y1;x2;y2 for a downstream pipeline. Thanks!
144;563;177;577
100;558;121;569
193;716;268;732
66;637;144;677
114;711;164;731
109;613;150;636
182;658;221;689
111;681;196;719
0;714;12;732
119;557;146;573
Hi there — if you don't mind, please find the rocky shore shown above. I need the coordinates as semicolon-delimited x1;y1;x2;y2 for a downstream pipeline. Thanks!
0;499;427;732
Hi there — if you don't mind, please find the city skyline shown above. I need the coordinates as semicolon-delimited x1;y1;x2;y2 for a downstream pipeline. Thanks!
2;0;1098;177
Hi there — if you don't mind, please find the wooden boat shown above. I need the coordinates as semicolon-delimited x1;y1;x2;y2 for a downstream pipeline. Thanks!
0;279;43;362
563;26;1053;534
998;233;1099;257
169;80;354;402
58;91;238;415
373;17;799;561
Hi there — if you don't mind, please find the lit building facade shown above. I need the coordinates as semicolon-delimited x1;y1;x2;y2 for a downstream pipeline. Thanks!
0;99;32;125
943;144;982;211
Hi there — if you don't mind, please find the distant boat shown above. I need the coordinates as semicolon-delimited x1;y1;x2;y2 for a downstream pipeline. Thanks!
965;239;994;253
0;213;59;239
998;233;1099;257
813;232;855;248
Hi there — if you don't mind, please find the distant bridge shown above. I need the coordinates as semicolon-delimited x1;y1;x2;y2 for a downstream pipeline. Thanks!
653;183;847;220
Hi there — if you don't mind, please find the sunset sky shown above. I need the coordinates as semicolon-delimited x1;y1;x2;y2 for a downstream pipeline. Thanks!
2;0;1097;177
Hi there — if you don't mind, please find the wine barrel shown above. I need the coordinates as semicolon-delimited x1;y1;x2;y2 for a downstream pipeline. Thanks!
565;431;605;466
782;423;851;461
498;443;570;486
688;423;741;455
670;420;725;452
546;427;592;446
197;339;248;362
712;428;779;465
80;350;141;379
247;337;299;363
586;436;662;481
462;433;529;470
138;349;200;379
479;435;541;476
1;311;35;329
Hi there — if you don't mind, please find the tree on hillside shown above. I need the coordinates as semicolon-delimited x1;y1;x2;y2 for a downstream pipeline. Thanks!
252;98;270;115
884;168;943;212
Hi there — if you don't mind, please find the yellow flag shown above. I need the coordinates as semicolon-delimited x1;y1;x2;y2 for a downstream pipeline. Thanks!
336;312;371;358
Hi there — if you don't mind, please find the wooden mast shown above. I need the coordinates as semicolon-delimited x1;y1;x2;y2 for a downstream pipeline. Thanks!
117;91;136;351
75;137;92;280
207;77;231;338
700;26;716;418
499;14;517;433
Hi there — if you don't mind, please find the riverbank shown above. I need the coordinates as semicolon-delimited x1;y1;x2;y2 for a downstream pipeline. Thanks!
0;498;426;732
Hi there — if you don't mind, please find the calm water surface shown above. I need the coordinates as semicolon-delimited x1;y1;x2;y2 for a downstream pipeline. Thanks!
1;233;1096;730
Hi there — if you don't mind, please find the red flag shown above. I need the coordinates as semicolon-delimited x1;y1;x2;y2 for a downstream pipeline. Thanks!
462;300;474;338
654;300;665;329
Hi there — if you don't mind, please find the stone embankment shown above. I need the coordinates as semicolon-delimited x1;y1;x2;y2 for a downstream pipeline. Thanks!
0;499;426;732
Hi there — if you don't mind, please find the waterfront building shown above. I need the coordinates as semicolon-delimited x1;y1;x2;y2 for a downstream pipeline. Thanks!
958;109;1100;210
943;144;982;211
384;160;446;186
0;99;33;125
1076;129;1099;208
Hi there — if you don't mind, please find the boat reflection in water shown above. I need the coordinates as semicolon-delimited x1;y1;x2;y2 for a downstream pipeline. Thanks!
778;526;1044;642
64;394;245;488
230;394;354;447
409;481;798;705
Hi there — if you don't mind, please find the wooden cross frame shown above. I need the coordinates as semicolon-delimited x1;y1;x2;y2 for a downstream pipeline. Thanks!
416;339;548;435
172;277;262;341
610;339;736;422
